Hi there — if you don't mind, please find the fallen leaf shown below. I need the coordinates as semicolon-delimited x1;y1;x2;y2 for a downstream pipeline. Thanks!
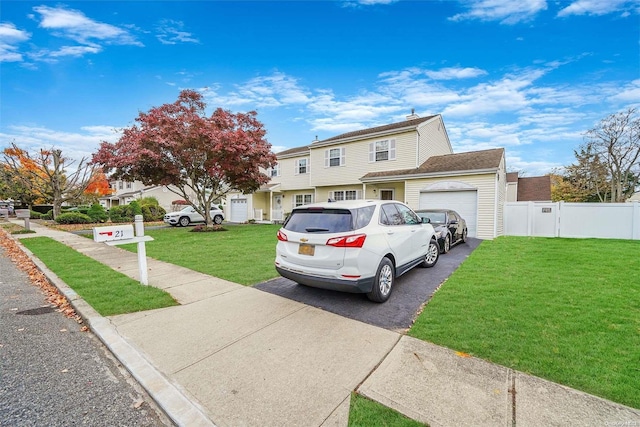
455;351;472;358
60;329;67;332
17;328;24;332
133;399;144;409
61;369;69;373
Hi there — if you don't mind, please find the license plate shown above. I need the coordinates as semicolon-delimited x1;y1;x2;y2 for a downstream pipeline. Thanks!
298;243;315;256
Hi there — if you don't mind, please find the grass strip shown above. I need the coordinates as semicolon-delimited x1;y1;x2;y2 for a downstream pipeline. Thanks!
20;237;178;316
119;223;281;285
348;393;426;427
409;236;640;409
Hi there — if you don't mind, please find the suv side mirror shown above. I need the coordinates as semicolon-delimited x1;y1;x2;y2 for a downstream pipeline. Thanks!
422;217;431;224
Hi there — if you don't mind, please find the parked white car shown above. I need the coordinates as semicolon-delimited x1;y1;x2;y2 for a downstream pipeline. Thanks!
164;206;224;227
275;200;439;303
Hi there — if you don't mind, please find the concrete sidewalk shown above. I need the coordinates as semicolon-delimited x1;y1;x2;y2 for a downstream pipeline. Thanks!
6;220;640;427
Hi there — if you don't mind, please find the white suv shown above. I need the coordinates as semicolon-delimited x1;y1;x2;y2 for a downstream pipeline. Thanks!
275;200;439;302
163;206;224;227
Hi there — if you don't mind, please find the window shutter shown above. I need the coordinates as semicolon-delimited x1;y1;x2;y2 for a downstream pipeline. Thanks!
325;150;329;168
356;190;362;199
340;148;346;166
294;160;299;175
306;158;310;173
390;139;396;160
369;142;375;162
291;196;296;209
328;191;334;200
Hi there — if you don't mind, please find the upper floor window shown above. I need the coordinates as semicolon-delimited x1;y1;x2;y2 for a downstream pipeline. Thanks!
369;139;396;162
126;182;132;189
269;164;280;177
295;158;309;175
325;148;345;167
118;181;123;190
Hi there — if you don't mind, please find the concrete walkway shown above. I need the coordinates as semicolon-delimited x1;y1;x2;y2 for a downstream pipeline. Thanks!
6;220;640;427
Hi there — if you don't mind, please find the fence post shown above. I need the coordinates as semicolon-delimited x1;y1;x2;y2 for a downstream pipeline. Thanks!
527;201;534;236
134;215;149;285
556;201;562;238
633;201;639;240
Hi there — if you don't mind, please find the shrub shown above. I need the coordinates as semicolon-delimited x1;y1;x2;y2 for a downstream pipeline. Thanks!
141;204;166;222
29;210;42;219
41;210;53;220
108;205;130;223
191;224;226;232
87;203;108;223
127;200;143;217
55;212;92;224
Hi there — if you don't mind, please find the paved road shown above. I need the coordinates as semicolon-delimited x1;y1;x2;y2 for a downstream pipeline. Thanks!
256;238;482;331
0;246;172;427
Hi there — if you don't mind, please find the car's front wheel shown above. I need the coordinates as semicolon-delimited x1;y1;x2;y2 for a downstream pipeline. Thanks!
443;234;451;254
367;257;394;303
213;215;223;225
421;239;440;268
179;216;190;227
462;228;468;243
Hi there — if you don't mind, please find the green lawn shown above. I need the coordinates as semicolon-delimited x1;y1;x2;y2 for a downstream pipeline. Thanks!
119;223;281;285
19;237;178;316
409;236;640;409
348;393;426;426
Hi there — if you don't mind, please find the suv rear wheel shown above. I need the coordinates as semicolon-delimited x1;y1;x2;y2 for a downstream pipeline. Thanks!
367;257;394;303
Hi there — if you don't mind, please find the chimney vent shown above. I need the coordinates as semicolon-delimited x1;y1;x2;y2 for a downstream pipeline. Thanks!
406;108;419;120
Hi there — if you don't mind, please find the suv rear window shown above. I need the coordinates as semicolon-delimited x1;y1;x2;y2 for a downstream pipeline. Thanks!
284;206;375;233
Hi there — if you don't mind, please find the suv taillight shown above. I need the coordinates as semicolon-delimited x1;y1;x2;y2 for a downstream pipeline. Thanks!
277;230;288;241
326;234;366;248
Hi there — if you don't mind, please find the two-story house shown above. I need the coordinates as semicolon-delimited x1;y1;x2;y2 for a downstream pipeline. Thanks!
227;112;507;239
100;179;180;212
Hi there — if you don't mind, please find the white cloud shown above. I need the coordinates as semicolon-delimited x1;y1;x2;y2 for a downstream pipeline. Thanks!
424;67;488;80
156;20;200;45
0;23;31;62
1;124;122;165
557;0;638;17
449;0;548;24
608;79;640;104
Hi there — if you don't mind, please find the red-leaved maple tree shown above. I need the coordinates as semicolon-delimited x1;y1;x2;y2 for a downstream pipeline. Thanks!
92;90;277;226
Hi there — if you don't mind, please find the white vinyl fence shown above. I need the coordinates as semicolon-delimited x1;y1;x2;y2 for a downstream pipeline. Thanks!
504;201;640;240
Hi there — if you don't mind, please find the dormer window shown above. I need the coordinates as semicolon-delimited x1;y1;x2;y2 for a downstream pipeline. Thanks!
369;139;396;162
269;163;280;177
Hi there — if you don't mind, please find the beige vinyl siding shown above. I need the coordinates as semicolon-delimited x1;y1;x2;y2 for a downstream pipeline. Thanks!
405;174;499;240
417;117;453;165
272;155;311;191
309;131;421;187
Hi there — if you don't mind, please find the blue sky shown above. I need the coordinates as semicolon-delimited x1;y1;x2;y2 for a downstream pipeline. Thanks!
1;0;639;176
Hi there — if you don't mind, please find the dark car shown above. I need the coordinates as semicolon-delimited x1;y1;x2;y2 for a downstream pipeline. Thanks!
415;209;468;253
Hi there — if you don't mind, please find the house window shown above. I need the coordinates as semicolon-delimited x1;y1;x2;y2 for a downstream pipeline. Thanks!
295;158;309;175
294;194;313;207
126;182;132;189
325;148;345;167
269;164;280;177
118;181;123;190
330;190;362;201
369;139;396;162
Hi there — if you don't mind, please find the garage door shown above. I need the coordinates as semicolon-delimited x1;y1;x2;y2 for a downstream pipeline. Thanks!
419;190;478;237
230;199;248;223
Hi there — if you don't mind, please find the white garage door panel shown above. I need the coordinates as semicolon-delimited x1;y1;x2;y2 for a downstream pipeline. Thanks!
419;190;478;238
230;199;248;223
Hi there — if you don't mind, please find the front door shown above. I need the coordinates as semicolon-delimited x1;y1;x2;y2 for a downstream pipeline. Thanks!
273;195;283;221
380;189;394;200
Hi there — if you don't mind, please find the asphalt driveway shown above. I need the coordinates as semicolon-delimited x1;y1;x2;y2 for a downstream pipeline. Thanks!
255;238;482;331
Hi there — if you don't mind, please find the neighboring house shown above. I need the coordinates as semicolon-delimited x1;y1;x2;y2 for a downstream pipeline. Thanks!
627;192;640;202
227;112;508;239
506;173;552;202
99;179;178;212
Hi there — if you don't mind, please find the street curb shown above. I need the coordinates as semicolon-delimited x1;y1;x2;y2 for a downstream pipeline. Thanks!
13;238;216;427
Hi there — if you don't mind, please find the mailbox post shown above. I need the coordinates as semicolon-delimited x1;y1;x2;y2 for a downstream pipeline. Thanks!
15;209;31;231
93;215;153;285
